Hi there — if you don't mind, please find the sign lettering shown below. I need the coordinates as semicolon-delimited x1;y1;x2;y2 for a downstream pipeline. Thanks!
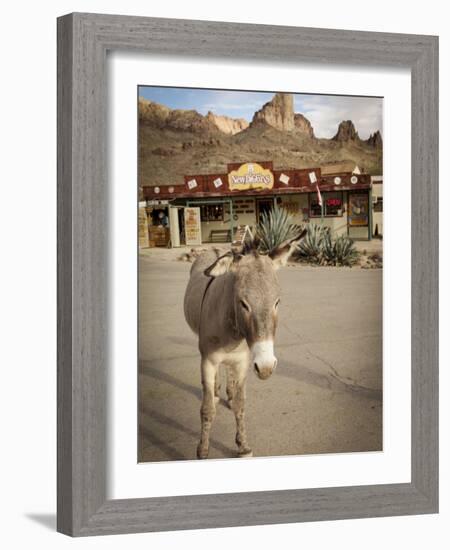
228;163;274;191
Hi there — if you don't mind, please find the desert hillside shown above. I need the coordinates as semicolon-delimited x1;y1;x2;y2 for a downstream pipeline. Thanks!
138;93;382;187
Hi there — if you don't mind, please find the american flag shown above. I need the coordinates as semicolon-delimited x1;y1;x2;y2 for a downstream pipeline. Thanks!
316;184;323;207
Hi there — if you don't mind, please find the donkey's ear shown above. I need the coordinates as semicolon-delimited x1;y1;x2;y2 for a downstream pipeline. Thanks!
204;252;235;277
269;228;307;269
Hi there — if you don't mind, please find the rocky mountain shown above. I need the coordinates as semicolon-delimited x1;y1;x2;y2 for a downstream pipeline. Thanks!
138;93;382;187
250;93;315;137
139;98;220;134
251;93;295;132
332;120;360;142
206;111;249;135
294;113;315;138
366;130;383;148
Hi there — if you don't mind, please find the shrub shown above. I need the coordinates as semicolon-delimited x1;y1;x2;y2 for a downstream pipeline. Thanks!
321;230;335;264
322;234;359;266
334;235;359;266
256;205;302;253
296;223;329;264
295;224;359;267
255;212;360;267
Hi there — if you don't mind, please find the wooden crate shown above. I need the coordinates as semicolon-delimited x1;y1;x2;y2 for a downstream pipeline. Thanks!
149;226;169;247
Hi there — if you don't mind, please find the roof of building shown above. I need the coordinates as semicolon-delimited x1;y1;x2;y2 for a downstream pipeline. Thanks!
320;161;361;175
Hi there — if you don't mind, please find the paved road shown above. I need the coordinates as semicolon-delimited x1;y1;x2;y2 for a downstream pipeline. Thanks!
139;255;382;462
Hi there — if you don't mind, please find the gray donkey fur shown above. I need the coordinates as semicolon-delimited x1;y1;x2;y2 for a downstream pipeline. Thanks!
184;231;306;459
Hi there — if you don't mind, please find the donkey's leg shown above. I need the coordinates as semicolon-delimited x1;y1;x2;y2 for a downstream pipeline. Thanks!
231;363;252;458
197;357;218;459
214;366;221;404
225;368;236;409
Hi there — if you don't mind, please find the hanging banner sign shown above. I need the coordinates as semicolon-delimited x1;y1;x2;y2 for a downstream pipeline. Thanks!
228;162;274;191
348;193;369;226
184;207;202;245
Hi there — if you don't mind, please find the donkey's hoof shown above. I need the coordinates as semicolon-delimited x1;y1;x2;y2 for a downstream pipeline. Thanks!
237;448;253;458
214;395;220;405
227;398;233;409
197;445;209;459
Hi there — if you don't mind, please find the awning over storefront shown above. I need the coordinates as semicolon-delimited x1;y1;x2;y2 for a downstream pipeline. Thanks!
142;161;371;201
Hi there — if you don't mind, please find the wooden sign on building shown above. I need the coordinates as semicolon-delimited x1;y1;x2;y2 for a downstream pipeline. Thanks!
138;206;149;248
184;207;202;245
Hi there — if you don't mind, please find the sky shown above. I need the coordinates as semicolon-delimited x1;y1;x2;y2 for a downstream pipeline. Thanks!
138;86;383;140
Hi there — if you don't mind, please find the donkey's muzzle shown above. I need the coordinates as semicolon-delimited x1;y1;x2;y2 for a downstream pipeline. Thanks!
251;341;277;380
253;360;277;380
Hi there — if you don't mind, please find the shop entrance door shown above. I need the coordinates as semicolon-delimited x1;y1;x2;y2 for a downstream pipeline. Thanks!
256;198;275;222
347;191;371;240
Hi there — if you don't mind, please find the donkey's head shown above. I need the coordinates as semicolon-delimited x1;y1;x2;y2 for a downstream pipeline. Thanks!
204;230;307;380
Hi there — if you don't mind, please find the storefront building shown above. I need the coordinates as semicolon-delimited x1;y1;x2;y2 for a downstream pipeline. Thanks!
142;161;374;247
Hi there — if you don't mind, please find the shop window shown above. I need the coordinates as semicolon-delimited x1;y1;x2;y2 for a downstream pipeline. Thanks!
148;207;169;227
373;197;383;212
309;192;344;217
200;204;224;222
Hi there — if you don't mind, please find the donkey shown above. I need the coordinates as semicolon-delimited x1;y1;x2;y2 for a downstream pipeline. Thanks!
183;230;306;459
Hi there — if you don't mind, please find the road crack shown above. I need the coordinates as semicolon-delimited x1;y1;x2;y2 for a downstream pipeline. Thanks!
305;348;382;401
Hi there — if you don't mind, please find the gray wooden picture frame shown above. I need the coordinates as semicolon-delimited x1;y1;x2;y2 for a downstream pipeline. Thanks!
57;12;439;537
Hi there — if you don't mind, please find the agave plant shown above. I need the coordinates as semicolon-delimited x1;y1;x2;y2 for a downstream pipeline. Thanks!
297;223;329;264
255;205;302;253
332;235;359;266
321;230;335;264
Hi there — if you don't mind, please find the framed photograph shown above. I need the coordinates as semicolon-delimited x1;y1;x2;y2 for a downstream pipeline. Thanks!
57;13;438;536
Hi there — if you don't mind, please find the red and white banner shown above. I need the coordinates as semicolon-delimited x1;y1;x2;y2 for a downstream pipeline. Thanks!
316;184;323;207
